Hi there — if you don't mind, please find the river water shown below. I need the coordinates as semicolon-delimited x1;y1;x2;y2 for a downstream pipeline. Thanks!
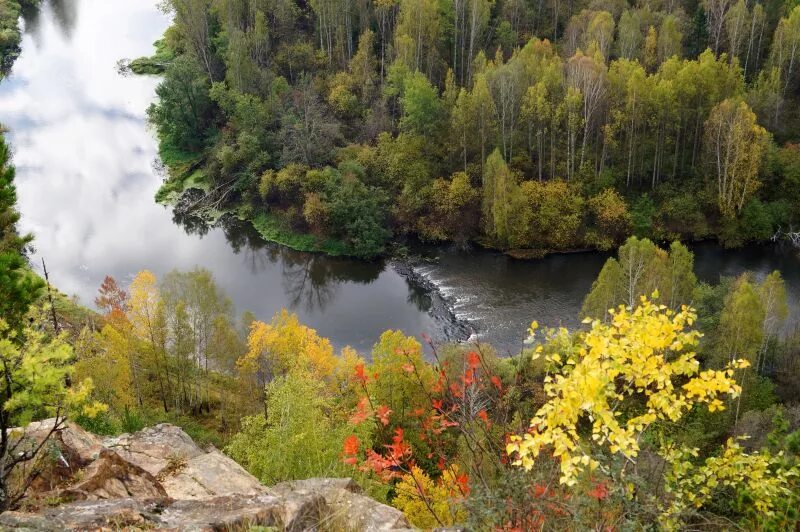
3;0;799;354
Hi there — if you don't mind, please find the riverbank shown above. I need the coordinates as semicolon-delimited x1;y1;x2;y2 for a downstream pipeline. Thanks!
159;159;353;257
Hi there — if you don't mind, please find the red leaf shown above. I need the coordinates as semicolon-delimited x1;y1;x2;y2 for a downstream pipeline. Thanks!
385;428;411;463
375;405;392;426
342;434;360;465
463;368;475;386
349;397;370;425
588;481;609;501
455;473;471;496
353;364;368;385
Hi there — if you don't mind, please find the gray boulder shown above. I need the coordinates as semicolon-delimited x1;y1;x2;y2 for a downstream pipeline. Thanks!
103;423;205;477
0;493;325;531
271;477;414;531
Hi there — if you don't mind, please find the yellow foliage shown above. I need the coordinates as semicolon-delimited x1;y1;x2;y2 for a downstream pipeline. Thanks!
508;296;747;485
127;270;162;342
393;466;467;529
74;325;135;410
333;345;366;395
238;310;337;382
661;439;799;530
369;330;435;421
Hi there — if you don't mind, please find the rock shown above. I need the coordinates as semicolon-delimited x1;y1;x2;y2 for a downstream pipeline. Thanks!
103;423;205;477
271;477;414;531
63;449;167;501
0;498;160;531
9;422;411;532
20;419;105;494
0;494;326;531
160;448;269;500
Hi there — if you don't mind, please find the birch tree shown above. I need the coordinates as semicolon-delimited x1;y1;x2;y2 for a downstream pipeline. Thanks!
704;98;769;217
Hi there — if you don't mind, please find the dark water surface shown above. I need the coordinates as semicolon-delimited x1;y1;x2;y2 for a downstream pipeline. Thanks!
3;0;799;354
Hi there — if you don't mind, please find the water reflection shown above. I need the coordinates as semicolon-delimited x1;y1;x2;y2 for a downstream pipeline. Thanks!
47;0;79;39
3;0;798;355
0;0;440;352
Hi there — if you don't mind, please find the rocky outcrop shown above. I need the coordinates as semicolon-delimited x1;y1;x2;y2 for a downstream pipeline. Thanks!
160;448;269;500
103;423;205;477
0;494;324;531
272;478;414;531
4;421;412;531
63;449;167;501
21;419;105;493
103;424;267;500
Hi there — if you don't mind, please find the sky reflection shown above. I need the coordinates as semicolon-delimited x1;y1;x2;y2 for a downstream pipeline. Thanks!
0;0;438;352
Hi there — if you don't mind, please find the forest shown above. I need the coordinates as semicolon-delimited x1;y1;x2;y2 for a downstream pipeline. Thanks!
144;0;800;257
1;0;800;528
2;125;800;527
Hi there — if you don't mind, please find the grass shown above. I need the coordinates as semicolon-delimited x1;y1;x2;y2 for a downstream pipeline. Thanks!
247;210;350;256
76;405;230;449
154;136;207;204
129;38;174;75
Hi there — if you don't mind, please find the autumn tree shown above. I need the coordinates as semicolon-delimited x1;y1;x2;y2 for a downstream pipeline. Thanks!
704;98;769;217
508;297;749;485
582;237;696;318
237;310;338;410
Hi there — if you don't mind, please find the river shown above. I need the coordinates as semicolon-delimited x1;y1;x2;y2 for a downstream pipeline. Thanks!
2;0;799;354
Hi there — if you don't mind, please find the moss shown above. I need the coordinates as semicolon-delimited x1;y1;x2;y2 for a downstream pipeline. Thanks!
247;210;350;257
154;136;207;204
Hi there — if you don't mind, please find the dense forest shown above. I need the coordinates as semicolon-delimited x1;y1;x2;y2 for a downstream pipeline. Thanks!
2;117;800;526
145;0;800;257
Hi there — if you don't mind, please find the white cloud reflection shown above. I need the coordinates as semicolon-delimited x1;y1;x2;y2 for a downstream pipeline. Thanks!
0;0;438;352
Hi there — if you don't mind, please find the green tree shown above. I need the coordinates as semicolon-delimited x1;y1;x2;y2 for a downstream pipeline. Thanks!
147;56;214;152
400;71;444;139
482;149;517;248
227;369;365;484
582;237;697;318
0;137;42;330
0;314;104;510
326;173;391;258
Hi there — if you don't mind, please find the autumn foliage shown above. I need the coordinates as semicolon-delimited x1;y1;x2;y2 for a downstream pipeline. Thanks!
73;268;800;530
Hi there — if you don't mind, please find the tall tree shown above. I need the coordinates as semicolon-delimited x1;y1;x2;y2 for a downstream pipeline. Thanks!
0;138;42;330
704;98;769;217
165;0;218;80
482;149;517;247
